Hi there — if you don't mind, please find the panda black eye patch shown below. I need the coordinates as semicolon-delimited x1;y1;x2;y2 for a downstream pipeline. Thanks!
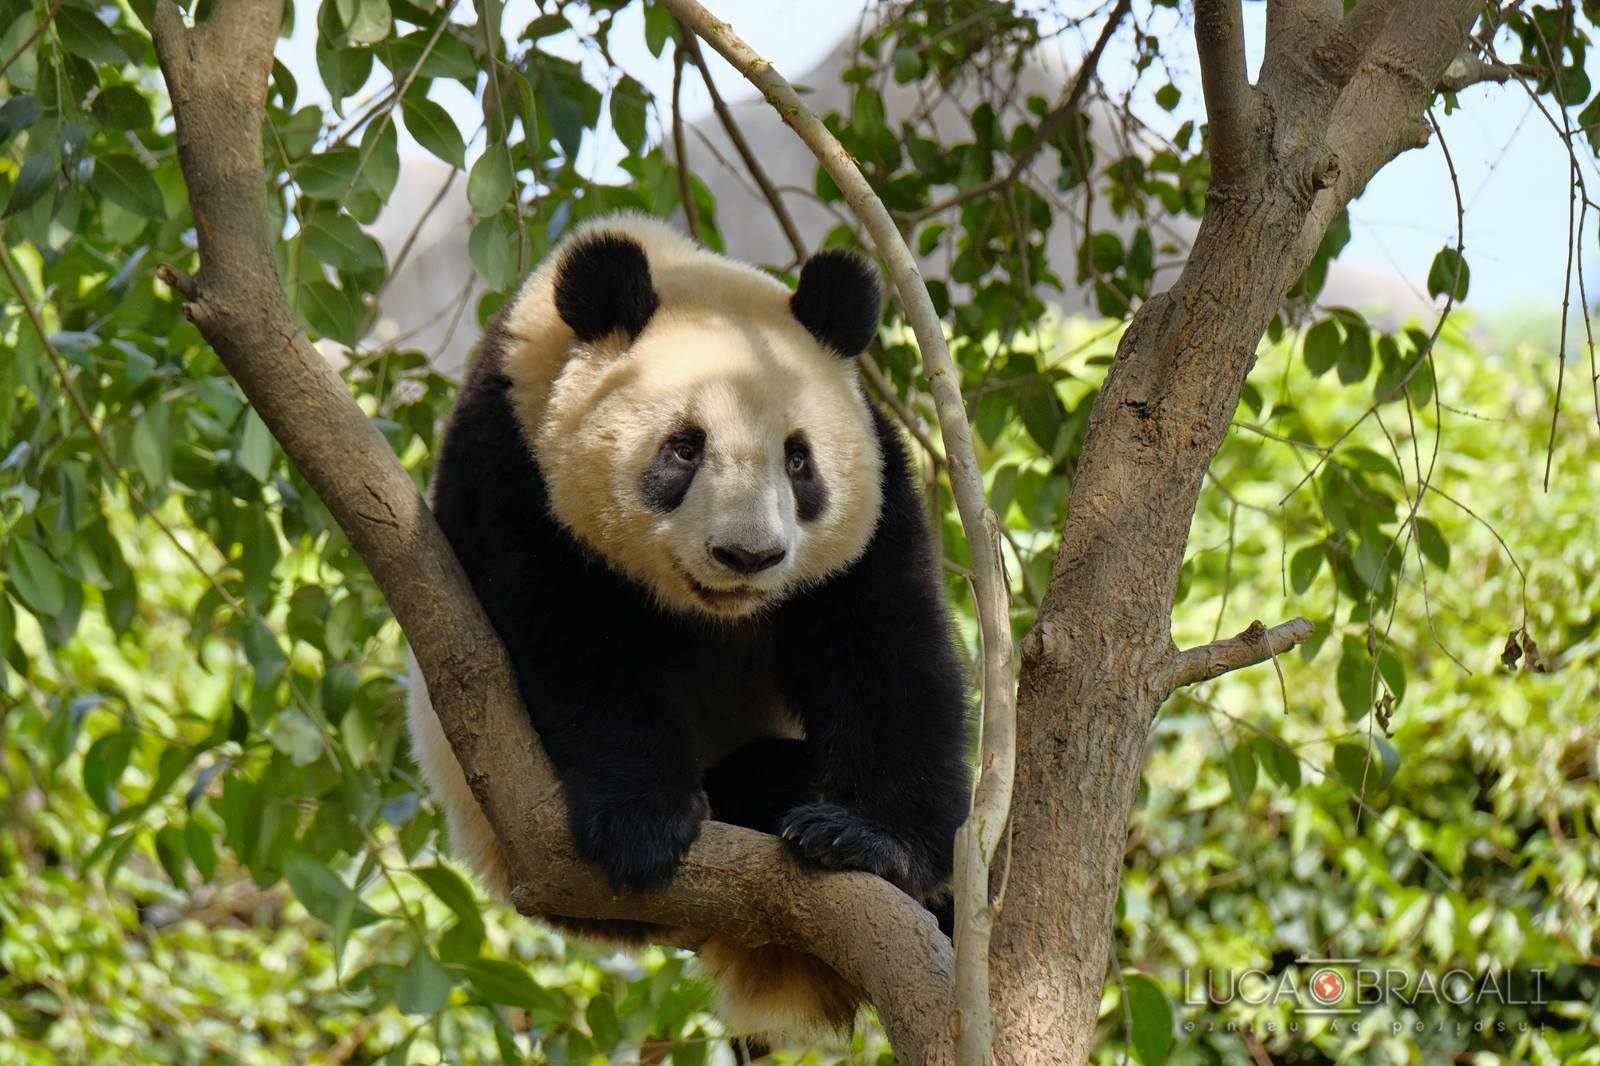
641;426;705;512
785;431;827;522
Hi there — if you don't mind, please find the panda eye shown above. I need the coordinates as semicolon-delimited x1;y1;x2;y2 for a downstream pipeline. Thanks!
671;440;701;465
785;436;811;477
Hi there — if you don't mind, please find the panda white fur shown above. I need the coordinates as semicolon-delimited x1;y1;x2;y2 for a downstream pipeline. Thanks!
406;213;970;1044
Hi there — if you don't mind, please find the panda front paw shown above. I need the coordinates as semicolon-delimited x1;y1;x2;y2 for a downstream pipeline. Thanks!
778;802;942;897
571;787;710;893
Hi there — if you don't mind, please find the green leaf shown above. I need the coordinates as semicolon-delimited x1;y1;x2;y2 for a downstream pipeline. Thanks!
6;153;56;217
5;538;69;617
402;96;465;168
1336;637;1372;719
0;595;14;662
302;213;386;273
1427;247;1469;301
466;150;514;217
455;959;560;1015
415;865;484;943
92;151;165;219
1124;973;1173;1065
383;30;478;81
283;851;382;928
0;96;43;143
186;818;218;882
1255;737;1302;791
131;406;170;487
83;733;135;813
1378;647;1406;704
317;42;374;105
892;46;925;83
296;279;363;346
236;410;276;483
541;75;586;157
90;86;153;131
56;7;128;65
339;0;392;44
1154;84;1181;111
1290;544;1323;594
586;993;622;1051
242;617;289;686
1333;742;1385;793
1225;742;1257;809
1303;319;1341;376
359;119;399;200
609;76;648;154
396;946;452;1015
1373;734;1402;790
297;149;363;199
1416;517;1450;570
1336;324;1372;384
154;824;188;885
642;2;674;56
468;214;518;292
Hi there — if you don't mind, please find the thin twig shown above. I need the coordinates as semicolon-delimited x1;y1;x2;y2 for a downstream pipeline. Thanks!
671;45;700;241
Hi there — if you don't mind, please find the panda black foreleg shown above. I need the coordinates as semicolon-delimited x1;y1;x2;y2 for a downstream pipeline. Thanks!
770;588;971;899
509;653;711;893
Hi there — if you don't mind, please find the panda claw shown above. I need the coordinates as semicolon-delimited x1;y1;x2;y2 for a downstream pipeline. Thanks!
778;801;935;894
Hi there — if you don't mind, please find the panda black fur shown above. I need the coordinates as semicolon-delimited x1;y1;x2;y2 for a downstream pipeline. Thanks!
406;213;971;1040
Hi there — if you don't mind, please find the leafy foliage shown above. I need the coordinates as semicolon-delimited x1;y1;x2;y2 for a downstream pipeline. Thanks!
1;0;1597;1061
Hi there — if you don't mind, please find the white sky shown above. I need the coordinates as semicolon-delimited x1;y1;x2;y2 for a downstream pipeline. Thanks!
279;0;1587;313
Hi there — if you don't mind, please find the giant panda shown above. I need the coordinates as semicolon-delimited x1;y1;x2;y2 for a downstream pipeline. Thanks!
405;212;971;1043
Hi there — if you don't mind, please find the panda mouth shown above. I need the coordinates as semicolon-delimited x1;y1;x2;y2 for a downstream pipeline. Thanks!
677;567;764;609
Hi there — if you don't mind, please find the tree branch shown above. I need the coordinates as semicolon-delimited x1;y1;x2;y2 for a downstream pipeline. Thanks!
1194;0;1259;188
1437;51;1541;91
659;4;1017;1061
900;0;1131;224
1168;618;1316;690
148;1;952;1058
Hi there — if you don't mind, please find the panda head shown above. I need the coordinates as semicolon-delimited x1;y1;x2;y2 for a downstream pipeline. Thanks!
532;230;886;619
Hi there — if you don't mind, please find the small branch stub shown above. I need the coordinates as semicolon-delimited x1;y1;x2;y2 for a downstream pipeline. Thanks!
1170;618;1315;691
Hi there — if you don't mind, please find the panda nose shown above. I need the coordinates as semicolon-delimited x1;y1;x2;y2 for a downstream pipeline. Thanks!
710;543;787;575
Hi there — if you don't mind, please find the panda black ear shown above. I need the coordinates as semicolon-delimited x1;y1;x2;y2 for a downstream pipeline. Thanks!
554;233;660;343
790;248;883;357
